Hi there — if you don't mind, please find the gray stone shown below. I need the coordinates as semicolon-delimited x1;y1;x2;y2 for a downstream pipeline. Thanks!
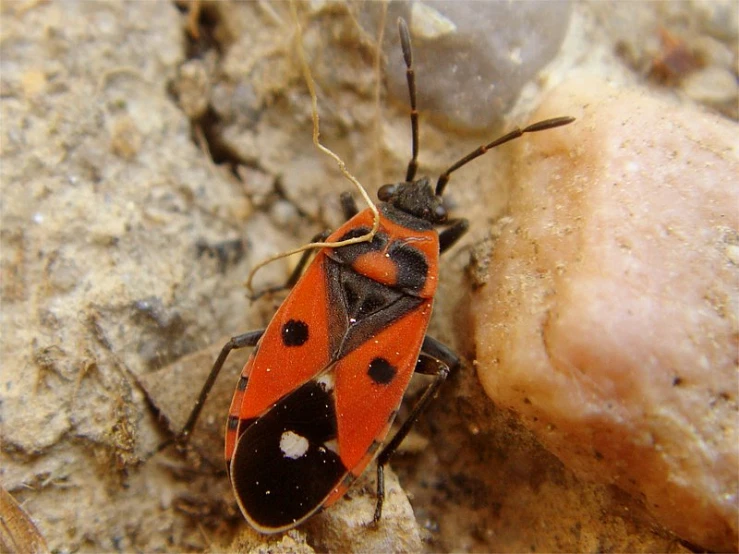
359;0;572;131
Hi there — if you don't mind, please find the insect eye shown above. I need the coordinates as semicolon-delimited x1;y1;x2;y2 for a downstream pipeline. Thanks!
434;204;447;222
377;184;396;201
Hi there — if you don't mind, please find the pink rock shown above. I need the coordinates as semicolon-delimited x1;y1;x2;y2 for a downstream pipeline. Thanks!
474;78;738;552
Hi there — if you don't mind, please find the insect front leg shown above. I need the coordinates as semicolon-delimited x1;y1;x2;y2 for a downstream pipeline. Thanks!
340;191;360;220
177;330;265;445
439;218;469;254
372;336;461;525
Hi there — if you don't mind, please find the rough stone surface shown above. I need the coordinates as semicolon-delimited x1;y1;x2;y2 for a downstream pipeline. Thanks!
0;485;49;554
474;77;738;552
0;1;253;551
301;469;422;554
590;1;738;119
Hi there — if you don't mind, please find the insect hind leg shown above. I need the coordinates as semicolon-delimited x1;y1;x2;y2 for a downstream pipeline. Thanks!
177;330;265;446
372;336;460;525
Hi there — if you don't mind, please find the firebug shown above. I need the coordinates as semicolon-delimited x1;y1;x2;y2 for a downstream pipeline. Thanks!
178;16;574;534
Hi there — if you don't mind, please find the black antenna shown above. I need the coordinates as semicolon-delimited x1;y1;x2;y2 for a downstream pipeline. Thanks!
435;116;575;196
397;18;574;197
398;18;420;183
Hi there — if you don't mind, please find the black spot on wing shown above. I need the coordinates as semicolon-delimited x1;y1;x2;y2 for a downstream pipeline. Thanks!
230;380;346;530
368;357;397;385
237;376;248;391
281;319;309;347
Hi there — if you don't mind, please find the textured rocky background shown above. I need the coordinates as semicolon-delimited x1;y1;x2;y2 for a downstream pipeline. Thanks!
1;1;736;553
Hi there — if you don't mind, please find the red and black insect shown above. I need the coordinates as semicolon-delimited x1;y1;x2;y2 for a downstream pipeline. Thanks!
179;18;573;533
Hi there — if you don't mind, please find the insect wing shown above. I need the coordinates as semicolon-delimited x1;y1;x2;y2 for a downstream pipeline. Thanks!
228;296;433;532
323;297;434;508
225;254;332;462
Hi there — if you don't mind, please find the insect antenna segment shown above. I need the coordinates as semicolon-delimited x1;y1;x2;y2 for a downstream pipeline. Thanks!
395;19;574;198
398;18;420;183
435;116;575;196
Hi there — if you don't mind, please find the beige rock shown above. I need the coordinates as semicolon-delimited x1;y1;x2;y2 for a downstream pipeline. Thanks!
474;78;738;552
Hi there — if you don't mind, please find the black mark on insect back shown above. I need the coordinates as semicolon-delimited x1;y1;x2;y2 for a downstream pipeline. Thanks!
389;243;428;292
368;357;397;385
281;319;309;347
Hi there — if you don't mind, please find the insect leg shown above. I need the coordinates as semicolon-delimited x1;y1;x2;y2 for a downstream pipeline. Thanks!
439;218;470;254
372;336;461;524
248;231;331;301
419;335;462;370
178;330;265;445
340;191;359;220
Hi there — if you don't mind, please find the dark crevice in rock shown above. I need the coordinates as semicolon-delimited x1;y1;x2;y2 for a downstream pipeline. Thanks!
170;1;247;179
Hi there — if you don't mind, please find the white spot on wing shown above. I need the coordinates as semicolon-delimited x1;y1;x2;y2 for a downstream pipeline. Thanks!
280;430;309;459
316;372;335;392
323;438;339;454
